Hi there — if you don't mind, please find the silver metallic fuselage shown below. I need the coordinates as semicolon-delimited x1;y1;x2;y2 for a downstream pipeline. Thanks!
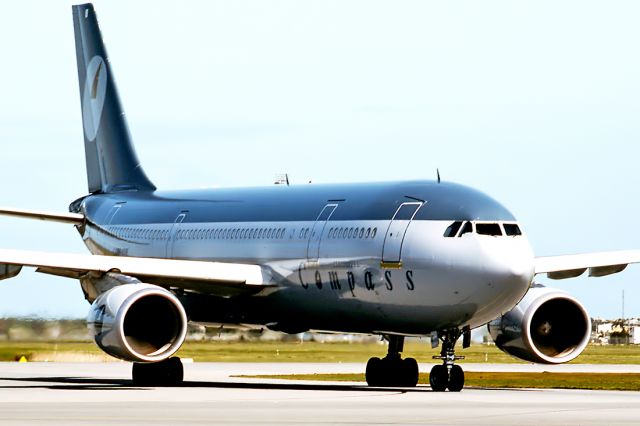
76;181;535;336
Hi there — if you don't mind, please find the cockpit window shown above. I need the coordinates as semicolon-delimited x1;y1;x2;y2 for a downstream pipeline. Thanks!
504;224;522;236
459;221;473;236
476;223;502;236
444;221;463;238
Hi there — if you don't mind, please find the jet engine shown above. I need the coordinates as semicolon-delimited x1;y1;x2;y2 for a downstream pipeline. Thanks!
87;283;188;362
487;285;591;364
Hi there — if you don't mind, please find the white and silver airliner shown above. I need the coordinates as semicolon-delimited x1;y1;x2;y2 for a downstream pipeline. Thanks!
0;3;639;391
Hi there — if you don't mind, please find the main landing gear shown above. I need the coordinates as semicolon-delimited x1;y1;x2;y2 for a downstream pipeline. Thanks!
365;335;419;387
429;329;468;392
132;357;184;386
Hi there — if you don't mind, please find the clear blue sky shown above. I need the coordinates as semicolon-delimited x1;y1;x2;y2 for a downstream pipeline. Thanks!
0;1;638;319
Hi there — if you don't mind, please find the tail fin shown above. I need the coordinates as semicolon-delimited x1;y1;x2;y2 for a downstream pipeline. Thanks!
72;4;155;193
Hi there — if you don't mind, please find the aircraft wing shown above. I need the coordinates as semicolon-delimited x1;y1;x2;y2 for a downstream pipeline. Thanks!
535;250;640;280
0;248;272;296
0;207;84;225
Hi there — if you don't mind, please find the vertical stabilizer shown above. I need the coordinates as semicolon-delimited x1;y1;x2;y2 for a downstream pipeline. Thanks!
72;4;155;193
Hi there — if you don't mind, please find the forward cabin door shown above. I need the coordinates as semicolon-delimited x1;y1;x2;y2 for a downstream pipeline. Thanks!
382;202;423;264
166;211;187;258
306;203;338;261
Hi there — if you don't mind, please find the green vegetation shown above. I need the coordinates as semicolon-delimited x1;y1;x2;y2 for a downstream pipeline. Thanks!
1;340;640;364
0;341;103;361
240;372;640;391
177;341;640;364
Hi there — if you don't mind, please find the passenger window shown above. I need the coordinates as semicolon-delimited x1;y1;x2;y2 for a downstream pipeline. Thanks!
504;224;522;236
365;227;371;238
477;223;502;236
444;221;463;238
459;222;473;236
372;228;377;238
359;228;364;238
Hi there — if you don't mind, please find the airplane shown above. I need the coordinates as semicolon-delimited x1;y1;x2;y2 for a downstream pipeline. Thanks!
0;2;639;391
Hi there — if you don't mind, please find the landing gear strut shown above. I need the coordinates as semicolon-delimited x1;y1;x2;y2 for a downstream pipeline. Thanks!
365;336;419;387
132;357;184;386
430;329;467;392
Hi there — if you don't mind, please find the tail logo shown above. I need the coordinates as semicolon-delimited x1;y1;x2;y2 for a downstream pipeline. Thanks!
82;55;108;141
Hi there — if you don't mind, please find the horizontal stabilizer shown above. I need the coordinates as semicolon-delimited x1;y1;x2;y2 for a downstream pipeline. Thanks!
535;250;640;280
0;207;84;225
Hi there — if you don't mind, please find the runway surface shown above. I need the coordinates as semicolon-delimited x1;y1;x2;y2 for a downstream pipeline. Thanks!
0;362;638;425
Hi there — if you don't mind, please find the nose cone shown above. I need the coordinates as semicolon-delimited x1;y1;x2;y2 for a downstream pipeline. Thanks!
478;236;535;318
484;236;535;285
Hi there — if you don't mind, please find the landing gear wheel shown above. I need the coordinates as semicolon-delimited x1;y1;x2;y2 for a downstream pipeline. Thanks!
365;357;383;386
448;365;464;392
132;357;184;386
429;364;448;392
365;336;420;387
431;329;467;391
401;358;419;387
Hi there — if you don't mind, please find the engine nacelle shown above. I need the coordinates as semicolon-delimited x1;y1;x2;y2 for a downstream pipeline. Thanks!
87;283;188;362
488;285;591;364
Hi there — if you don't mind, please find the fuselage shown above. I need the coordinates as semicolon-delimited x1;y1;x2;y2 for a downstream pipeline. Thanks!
73;180;534;336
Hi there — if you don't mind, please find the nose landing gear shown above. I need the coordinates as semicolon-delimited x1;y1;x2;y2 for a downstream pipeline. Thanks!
365;335;419;387
429;329;467;392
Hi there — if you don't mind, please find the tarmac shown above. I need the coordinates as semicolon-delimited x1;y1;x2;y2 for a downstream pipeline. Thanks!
0;362;638;425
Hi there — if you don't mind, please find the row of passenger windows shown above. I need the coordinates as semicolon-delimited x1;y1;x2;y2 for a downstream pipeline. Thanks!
443;221;522;238
108;224;382;242
328;227;378;240
108;226;289;241
111;227;169;241
178;227;286;241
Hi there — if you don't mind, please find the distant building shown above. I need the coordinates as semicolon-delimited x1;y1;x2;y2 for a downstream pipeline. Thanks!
591;317;640;345
629;326;640;345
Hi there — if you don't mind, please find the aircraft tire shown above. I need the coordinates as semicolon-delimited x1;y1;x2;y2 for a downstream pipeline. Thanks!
401;358;419;387
132;357;184;386
429;365;448;392
448;365;464;392
365;357;383;386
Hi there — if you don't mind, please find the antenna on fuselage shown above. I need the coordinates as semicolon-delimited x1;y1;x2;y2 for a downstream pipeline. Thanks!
437;169;441;183
274;174;290;186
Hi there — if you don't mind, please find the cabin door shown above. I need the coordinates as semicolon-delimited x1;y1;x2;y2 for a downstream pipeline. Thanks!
382;202;423;264
306;203;338;261
166;211;187;258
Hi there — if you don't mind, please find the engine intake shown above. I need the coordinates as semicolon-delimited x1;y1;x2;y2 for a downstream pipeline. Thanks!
87;283;187;362
488;285;591;364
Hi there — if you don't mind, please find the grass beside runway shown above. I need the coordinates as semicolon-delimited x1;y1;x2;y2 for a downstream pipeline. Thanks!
176;341;640;364
238;372;640;391
1;340;640;364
